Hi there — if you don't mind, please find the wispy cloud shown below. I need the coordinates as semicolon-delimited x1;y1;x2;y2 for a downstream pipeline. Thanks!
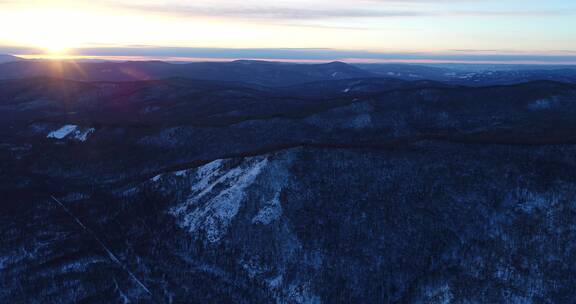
451;49;502;52
448;10;575;17
114;2;573;21
122;4;422;20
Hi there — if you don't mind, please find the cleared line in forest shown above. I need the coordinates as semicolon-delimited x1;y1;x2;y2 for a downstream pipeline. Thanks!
49;195;153;297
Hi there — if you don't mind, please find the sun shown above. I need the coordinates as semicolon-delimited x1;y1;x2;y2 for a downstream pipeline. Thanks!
32;35;77;57
33;31;76;56
4;8;82;57
40;42;69;55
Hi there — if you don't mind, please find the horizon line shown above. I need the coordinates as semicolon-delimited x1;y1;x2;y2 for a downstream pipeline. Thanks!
10;54;576;66
2;45;576;65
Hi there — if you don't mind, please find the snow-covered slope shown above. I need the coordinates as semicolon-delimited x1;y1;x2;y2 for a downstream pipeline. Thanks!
169;156;270;243
108;144;576;303
145;154;292;244
47;125;77;139
47;125;95;142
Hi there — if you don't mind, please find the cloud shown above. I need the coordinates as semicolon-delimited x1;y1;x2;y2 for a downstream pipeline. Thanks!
122;4;423;20
113;1;573;21
451;49;502;53
448;10;576;17
1;0;572;21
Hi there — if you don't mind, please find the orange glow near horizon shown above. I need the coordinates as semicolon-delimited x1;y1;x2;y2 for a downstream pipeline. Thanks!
1;1;575;56
14;54;576;65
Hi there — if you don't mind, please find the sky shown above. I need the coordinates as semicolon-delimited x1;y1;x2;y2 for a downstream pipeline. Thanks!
0;0;575;63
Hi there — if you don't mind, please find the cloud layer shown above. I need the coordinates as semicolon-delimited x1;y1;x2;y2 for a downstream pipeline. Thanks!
118;1;573;20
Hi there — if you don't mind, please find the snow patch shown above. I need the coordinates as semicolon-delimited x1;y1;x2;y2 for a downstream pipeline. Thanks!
170;156;268;243
47;125;77;139
198;159;224;176
288;282;321;304
267;274;283;289
174;170;188;177
47;125;95;142
418;282;454;304
252;191;283;225
72;128;95;142
241;257;269;279
190;159;225;192
120;187;140;197
528;98;554;111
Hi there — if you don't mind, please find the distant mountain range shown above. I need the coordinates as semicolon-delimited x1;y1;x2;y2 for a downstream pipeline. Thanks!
0;60;373;86
0;54;22;63
357;63;576;85
0;58;575;86
2;59;576;303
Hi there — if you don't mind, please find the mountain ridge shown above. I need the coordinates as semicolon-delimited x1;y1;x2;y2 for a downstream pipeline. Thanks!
0;54;23;63
2;59;576;86
3;69;576;303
